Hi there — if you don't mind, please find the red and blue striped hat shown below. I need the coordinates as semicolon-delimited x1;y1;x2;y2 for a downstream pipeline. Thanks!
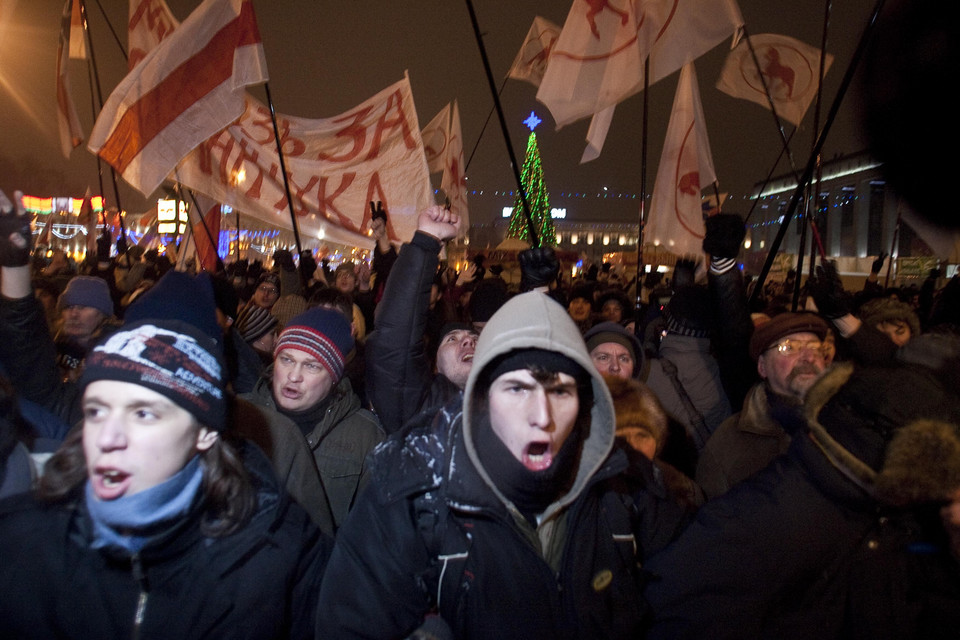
273;307;353;382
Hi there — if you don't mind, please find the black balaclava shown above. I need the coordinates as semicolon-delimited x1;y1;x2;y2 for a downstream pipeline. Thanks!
472;349;594;526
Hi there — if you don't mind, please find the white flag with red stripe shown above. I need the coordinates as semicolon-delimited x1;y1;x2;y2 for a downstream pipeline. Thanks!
421;103;451;174
645;63;718;258
57;0;85;158
189;192;222;272
88;0;268;197
716;33;833;127
507;16;562;87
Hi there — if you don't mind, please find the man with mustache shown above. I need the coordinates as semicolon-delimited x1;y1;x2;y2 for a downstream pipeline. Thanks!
696;312;832;499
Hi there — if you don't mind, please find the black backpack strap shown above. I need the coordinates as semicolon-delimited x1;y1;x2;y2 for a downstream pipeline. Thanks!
659;356;711;449
413;491;472;615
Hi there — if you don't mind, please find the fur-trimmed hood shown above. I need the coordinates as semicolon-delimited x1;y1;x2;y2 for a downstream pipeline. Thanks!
805;362;960;506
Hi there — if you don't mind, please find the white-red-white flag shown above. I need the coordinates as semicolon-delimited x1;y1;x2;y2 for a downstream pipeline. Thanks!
128;0;180;69
645;63;718;258
57;0;85;158
507;16;562;87
130;0;430;246
69;0;87;59
189;192;222;272
421;103;451;174
538;0;743;156
440;101;469;231
716;33;833;127
89;0;268;197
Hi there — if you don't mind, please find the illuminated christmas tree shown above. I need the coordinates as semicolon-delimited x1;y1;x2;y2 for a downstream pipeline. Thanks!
505;112;556;247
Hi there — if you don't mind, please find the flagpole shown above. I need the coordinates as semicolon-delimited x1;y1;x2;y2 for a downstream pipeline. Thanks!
184;188;221;272
802;0;835;301
749;0;888;308
78;0;127;243
463;0;539;246
634;57;650;332
464;77;508;172
745;127;797;225
742;26;800;181
262;83;304;250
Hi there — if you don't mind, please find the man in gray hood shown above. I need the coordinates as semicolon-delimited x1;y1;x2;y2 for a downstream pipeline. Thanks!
317;292;689;639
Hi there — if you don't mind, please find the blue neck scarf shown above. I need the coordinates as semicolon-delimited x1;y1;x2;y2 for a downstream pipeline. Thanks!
85;454;204;553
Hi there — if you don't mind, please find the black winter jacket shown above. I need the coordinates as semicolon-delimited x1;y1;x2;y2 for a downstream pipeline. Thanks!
366;231;458;435
316;402;687;640
645;422;960;640
0;444;330;640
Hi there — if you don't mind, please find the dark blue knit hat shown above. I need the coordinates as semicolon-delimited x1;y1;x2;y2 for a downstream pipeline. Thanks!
86;270;227;430
124;270;222;343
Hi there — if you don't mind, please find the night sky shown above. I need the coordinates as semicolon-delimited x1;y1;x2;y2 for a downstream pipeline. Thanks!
0;0;876;234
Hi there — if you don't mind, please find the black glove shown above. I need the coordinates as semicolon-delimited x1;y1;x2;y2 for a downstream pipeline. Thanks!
519;247;560;291
703;214;746;259
0;191;33;267
115;233;128;256
870;251;887;275
807;261;850;319
96;230;112;262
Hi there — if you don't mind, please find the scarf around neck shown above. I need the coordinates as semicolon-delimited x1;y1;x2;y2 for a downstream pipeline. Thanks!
85;454;204;553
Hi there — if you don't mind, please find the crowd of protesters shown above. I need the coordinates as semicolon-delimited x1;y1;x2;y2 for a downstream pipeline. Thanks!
1;190;959;639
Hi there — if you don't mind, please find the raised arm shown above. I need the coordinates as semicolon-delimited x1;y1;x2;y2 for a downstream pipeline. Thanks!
365;206;460;434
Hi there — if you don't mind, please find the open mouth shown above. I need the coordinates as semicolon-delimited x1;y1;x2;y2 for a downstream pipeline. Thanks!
93;467;132;500
523;442;553;471
102;470;128;486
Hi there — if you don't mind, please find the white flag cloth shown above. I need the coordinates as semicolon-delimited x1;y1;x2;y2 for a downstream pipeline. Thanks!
188;192;222;272
645;63;718;258
507;16;562;87
128;0;181;69
57;0;84;158
539;0;743;159
89;0;268;197
69;0;87;59
440;101;469;231
421;103;451;174
170;75;433;248
716;33;833;126
128;0;430;246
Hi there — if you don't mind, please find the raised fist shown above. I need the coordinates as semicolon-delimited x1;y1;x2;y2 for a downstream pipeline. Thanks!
519;247;560;291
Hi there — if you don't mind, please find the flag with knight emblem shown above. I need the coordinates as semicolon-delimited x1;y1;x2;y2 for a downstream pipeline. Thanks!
421;103;451;174
645;63;718;258
507;16;561;87
716;33;833;126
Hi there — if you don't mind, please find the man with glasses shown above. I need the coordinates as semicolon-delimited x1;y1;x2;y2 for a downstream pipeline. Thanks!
249;273;281;312
695;312;832;498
